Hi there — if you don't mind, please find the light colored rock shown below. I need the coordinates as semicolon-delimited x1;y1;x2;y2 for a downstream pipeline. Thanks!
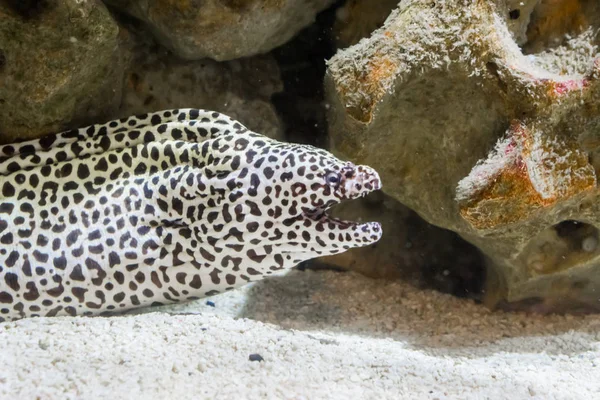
325;0;600;311
103;0;336;61
0;0;125;142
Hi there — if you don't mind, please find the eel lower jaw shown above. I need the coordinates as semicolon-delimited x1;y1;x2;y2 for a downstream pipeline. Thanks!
305;205;383;245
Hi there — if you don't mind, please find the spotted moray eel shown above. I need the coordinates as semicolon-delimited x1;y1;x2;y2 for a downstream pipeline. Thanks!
0;109;382;321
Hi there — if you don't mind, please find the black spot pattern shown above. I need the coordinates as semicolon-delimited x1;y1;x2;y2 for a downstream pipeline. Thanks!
0;108;382;321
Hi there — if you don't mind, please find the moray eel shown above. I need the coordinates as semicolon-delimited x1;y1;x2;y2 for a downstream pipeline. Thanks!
0;109;382;321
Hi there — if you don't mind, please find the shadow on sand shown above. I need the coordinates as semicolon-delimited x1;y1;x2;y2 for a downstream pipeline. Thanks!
234;269;600;358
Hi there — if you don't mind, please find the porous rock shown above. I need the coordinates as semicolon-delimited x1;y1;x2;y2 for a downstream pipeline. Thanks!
103;0;336;61
0;0;125;143
326;0;600;311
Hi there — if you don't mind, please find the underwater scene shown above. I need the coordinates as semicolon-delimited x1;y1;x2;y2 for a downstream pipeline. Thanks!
0;0;599;398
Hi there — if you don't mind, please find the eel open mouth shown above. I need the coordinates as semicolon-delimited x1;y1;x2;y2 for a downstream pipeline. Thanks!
303;164;383;247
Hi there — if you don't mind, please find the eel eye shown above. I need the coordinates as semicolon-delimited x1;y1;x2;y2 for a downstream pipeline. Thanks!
325;172;341;187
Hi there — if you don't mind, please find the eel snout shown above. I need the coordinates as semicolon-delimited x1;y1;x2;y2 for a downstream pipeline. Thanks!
341;163;382;200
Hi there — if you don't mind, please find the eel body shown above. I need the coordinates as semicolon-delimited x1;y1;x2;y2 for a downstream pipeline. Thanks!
0;109;382;321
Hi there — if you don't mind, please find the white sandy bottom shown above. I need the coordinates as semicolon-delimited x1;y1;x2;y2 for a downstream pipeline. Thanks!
1;270;600;400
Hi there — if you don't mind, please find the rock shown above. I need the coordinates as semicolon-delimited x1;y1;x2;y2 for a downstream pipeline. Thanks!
325;0;600;311
248;353;264;362
504;0;540;46
333;0;399;49
270;6;340;147
118;33;284;140
523;0;599;75
314;192;485;299
103;0;336;61
0;0;125;143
